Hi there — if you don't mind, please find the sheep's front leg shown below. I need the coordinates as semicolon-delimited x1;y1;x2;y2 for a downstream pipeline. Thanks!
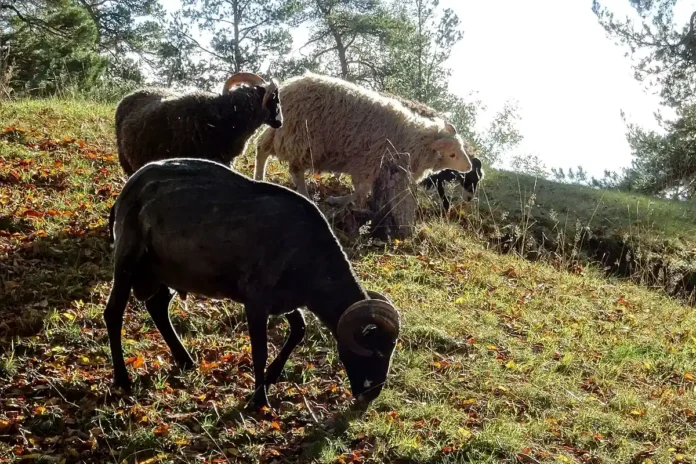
254;148;270;181
436;181;450;211
265;309;306;386
289;166;310;198
104;271;134;390
145;285;195;370
245;306;270;408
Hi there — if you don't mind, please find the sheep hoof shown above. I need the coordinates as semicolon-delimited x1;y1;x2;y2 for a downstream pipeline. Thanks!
179;357;196;371
249;391;271;410
113;377;132;393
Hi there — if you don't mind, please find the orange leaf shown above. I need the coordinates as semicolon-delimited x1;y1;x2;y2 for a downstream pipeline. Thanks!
126;356;145;368
23;210;43;218
684;372;696;382
33;406;46;415
152;424;169;436
271;421;281;431
200;361;219;372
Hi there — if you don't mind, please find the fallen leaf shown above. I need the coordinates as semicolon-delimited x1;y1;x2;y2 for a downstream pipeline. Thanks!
200;361;219;372
125;356;145;369
152;424;169;436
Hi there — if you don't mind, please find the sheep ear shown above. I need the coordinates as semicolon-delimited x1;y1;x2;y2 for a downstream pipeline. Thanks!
443;122;457;136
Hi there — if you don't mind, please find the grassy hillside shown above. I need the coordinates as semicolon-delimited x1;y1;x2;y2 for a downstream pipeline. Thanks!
1;99;695;463
448;169;696;304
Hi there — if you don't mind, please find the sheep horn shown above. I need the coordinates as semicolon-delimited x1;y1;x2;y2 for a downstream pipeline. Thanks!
262;78;279;106
337;299;401;357
222;72;267;94
366;290;392;304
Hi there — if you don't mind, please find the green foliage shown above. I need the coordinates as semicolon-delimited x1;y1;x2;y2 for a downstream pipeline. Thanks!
1;0;106;95
294;0;400;86
165;0;299;88
593;1;696;198
621;105;696;198
0;0;164;94
385;0;462;108
593;0;696;107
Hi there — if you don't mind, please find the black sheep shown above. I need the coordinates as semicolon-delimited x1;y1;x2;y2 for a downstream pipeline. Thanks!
106;158;401;408
419;158;485;210
115;72;282;176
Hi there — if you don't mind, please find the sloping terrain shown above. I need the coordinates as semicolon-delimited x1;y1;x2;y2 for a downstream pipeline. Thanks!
1;99;695;463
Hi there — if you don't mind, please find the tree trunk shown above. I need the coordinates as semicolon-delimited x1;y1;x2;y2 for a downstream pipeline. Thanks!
368;149;416;240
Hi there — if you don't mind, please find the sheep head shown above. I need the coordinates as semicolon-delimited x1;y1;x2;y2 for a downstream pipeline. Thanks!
222;73;283;129
336;291;401;403
431;123;472;174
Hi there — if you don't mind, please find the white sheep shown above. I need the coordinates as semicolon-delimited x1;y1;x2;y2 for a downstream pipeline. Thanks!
254;72;472;207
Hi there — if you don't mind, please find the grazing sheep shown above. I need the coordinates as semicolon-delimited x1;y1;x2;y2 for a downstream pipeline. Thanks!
254;72;472;207
420;158;485;210
115;72;282;176
106;158;401;408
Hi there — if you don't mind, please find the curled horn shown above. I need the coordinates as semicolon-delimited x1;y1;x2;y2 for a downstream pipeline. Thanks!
222;72;267;95
337;296;401;357
366;290;392;304
262;78;279;106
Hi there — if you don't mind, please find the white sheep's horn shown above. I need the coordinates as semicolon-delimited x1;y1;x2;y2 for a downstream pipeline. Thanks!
222;72;267;94
337;298;401;357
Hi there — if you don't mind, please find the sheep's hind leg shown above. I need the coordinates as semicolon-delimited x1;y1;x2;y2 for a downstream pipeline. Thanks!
145;285;195;370
327;179;371;207
265;309;306;386
104;270;134;390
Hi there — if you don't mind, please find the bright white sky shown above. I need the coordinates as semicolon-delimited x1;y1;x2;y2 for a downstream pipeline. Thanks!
161;0;694;177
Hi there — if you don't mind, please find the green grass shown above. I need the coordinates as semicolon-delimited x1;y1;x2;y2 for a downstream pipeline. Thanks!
1;98;696;463
462;169;696;303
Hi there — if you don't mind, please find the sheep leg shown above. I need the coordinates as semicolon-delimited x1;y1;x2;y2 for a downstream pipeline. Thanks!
265;309;306;386
145;285;195;370
326;180;371;207
254;149;270;181
104;271;134;390
352;180;372;209
245;306;270;408
289;167;310;198
436;181;450;211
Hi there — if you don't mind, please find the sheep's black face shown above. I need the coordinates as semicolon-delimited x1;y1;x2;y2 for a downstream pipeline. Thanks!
337;327;398;403
463;158;484;201
262;87;282;129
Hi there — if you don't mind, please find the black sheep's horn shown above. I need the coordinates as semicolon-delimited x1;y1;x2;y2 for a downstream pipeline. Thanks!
222;72;267;94
337;298;401;357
